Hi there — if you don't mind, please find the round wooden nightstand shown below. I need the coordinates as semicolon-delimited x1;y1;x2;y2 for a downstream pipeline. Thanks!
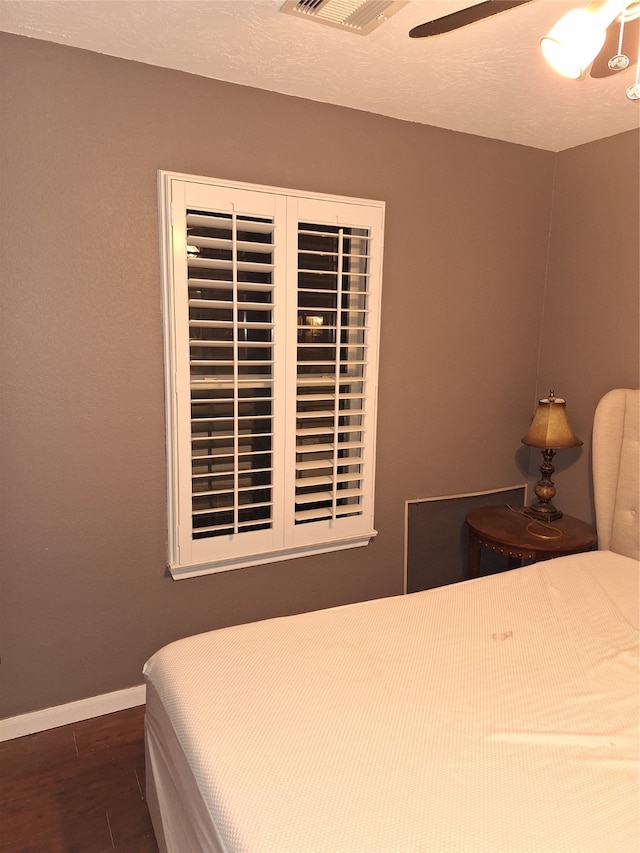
465;504;597;579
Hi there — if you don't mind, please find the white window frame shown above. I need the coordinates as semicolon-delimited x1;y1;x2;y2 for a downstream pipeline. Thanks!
159;171;385;578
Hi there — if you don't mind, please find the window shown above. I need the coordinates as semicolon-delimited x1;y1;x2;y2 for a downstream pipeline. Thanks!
159;172;385;578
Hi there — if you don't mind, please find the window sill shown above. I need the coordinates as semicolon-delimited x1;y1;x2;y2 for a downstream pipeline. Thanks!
168;530;378;580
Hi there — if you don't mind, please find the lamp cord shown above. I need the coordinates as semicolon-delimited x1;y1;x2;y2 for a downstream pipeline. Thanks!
506;504;563;540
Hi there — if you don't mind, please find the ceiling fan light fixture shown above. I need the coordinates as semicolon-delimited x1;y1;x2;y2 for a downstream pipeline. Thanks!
620;0;640;21
541;8;608;78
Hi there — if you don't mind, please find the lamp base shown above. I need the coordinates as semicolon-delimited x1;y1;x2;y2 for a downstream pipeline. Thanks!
524;503;563;523
526;447;563;522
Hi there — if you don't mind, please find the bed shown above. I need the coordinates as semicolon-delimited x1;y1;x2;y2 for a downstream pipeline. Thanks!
144;388;639;852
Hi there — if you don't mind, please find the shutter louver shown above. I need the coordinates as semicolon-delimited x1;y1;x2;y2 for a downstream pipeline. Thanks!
295;223;370;525
187;209;276;540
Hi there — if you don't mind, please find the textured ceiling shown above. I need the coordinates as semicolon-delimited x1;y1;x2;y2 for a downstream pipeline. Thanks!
1;0;639;151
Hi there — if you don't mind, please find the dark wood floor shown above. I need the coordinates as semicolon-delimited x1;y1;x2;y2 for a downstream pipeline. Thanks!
0;706;159;852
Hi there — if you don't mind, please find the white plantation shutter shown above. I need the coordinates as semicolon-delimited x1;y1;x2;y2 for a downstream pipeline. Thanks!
160;173;384;578
189;215;277;528
287;196;380;552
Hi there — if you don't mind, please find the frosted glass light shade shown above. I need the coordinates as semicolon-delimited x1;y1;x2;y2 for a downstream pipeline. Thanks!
541;8;607;78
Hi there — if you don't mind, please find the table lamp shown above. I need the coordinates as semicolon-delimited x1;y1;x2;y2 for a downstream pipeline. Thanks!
521;391;583;522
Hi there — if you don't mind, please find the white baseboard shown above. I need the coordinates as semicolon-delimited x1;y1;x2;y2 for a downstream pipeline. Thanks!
0;684;146;742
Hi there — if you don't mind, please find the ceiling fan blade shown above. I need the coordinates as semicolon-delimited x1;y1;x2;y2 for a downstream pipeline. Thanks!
590;16;639;78
409;0;534;39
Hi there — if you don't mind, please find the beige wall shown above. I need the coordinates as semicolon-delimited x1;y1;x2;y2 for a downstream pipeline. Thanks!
0;33;636;718
532;131;640;523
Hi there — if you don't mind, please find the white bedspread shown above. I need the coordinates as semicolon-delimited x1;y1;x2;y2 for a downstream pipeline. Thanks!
144;551;639;852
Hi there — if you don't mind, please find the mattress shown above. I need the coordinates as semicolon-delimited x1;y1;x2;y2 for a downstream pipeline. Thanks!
143;551;639;853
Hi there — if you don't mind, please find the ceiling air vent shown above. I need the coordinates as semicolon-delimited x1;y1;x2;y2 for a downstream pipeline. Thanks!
280;0;407;35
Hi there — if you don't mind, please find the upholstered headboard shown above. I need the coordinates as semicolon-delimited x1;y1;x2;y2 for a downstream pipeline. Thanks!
593;388;639;560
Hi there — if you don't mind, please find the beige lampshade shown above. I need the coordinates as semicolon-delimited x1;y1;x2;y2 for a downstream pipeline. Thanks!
521;391;583;450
